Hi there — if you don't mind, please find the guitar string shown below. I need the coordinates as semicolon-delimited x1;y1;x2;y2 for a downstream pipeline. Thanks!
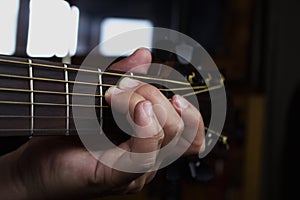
0;73;207;93
0;58;193;86
182;84;224;97
0;84;207;98
0;87;102;97
0;100;108;108
0;73;112;87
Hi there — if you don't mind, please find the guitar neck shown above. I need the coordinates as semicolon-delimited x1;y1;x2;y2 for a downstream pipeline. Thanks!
0;55;196;137
0;55;141;136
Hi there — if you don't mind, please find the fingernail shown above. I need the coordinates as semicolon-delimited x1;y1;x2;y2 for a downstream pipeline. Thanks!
143;101;154;117
174;95;189;109
119;77;140;89
106;86;123;95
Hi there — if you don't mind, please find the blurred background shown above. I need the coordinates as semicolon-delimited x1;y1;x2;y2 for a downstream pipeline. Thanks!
1;0;300;199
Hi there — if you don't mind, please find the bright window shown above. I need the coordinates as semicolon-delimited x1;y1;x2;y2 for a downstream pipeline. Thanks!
27;0;79;57
0;0;20;55
99;18;153;57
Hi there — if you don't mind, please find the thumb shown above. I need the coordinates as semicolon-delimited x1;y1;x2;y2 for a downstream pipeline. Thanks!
109;48;152;74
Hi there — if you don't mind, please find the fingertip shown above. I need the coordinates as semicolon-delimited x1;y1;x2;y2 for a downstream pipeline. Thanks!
126;48;152;73
172;95;189;111
133;47;152;63
105;86;123;103
109;48;152;73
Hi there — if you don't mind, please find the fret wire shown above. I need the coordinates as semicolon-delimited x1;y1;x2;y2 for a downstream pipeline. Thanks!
0;87;103;97
0;58;191;86
64;64;70;135
98;68;103;129
0;100;109;108
29;59;34;136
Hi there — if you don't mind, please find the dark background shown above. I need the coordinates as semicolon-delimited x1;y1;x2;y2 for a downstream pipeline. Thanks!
2;0;300;199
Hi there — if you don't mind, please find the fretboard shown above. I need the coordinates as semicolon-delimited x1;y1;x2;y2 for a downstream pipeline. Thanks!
0;55;201;137
0;55;109;136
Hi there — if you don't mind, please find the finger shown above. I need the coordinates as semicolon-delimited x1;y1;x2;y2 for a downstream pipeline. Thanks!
131;100;164;146
118;78;184;146
109;48;152;74
171;95;205;155
105;79;162;139
106;77;184;146
108;100;163;185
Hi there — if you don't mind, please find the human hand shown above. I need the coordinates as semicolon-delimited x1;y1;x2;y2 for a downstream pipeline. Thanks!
0;48;205;200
